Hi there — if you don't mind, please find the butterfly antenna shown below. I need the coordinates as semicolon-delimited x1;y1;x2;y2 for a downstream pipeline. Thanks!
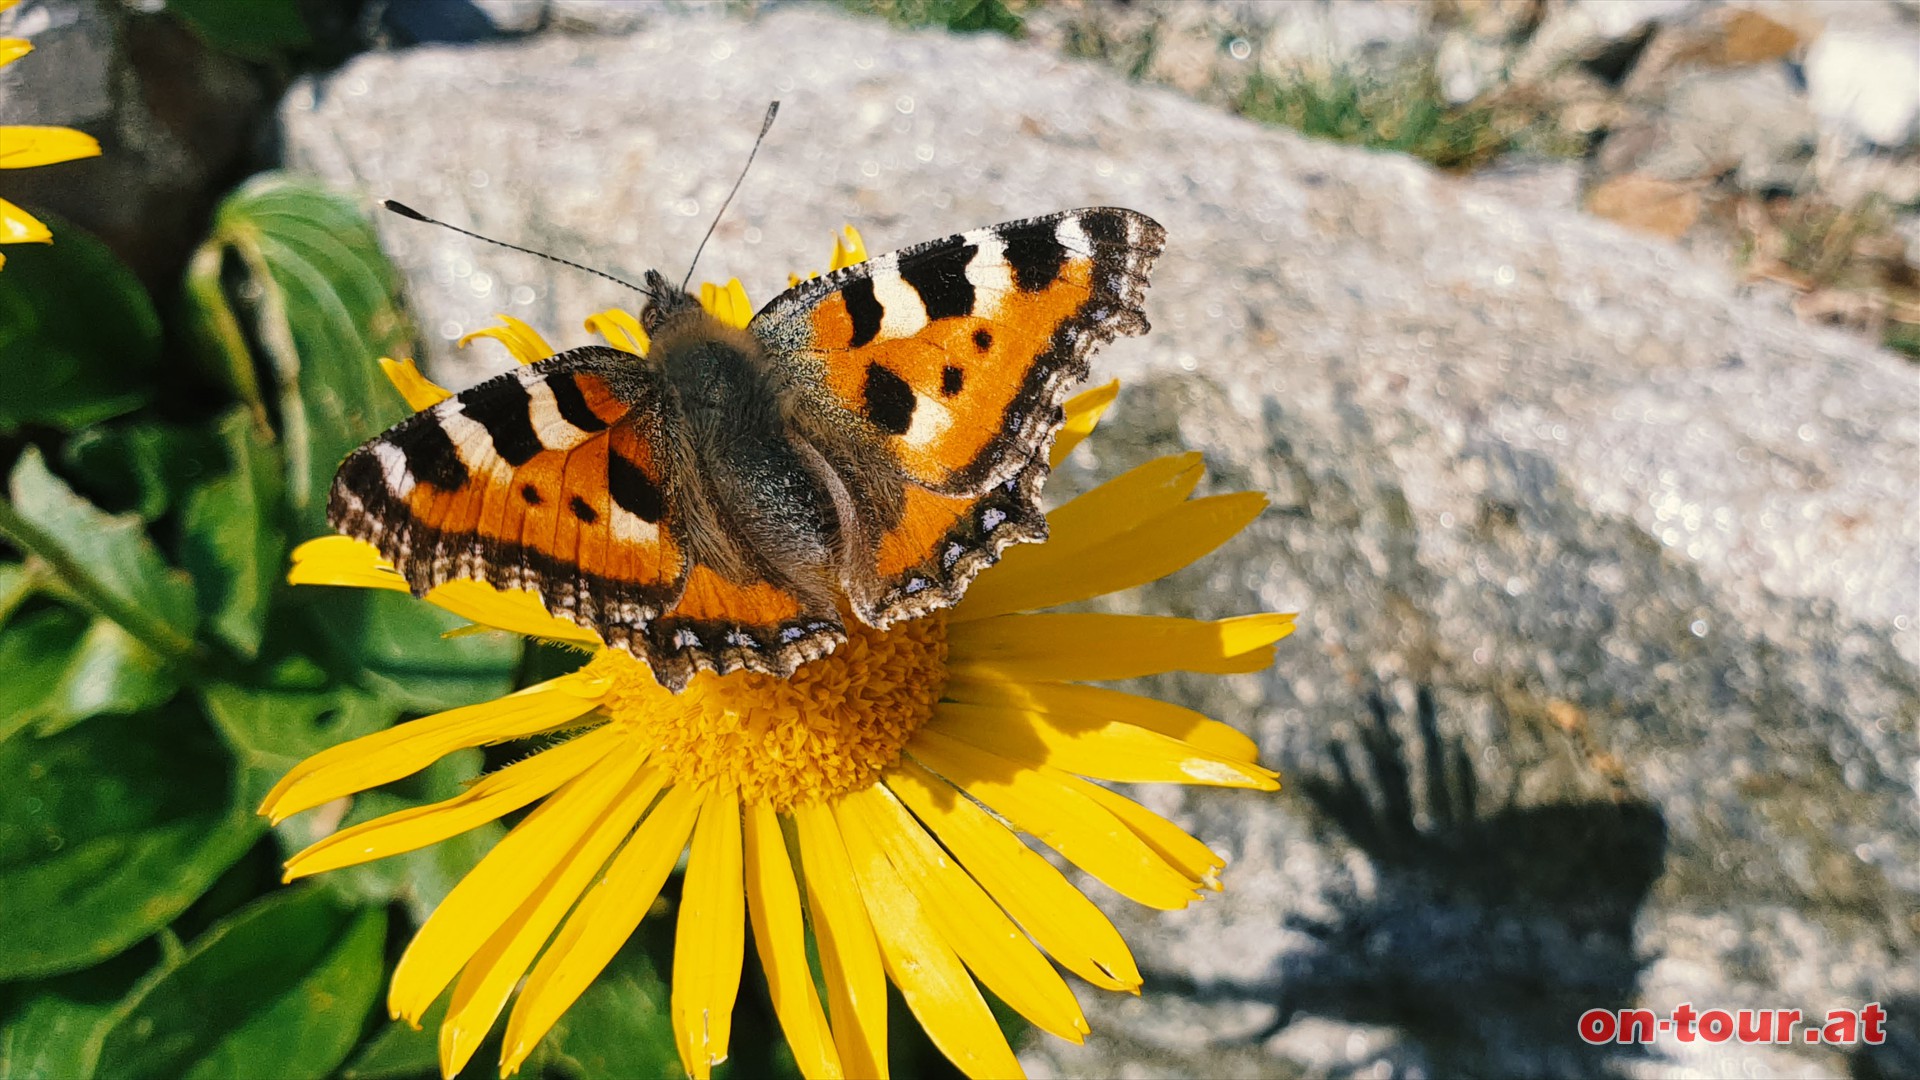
380;200;656;299
681;100;780;292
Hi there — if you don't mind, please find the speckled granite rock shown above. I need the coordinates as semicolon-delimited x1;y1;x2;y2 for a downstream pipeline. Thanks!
281;8;1919;1076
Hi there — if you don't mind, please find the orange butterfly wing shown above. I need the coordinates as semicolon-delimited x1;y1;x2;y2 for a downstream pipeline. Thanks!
329;347;689;646
749;208;1165;624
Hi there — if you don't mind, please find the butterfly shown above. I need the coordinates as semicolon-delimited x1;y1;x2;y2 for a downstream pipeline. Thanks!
329;207;1166;691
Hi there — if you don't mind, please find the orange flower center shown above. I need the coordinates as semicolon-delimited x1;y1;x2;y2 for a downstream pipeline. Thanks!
584;616;950;811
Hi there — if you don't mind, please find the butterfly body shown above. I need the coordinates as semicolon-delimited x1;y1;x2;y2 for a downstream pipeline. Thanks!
331;208;1166;690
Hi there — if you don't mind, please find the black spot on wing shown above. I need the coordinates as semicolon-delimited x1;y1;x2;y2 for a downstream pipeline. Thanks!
399;420;467;490
973;328;993;352
942;365;965;396
546;371;611;433
844;277;883;349
569;495;598;523
1081;209;1129;245
335;450;385;500
1001;220;1066;292
461;377;543;466
609;452;666;523
521;484;542;505
864;362;916;436
900;238;977;321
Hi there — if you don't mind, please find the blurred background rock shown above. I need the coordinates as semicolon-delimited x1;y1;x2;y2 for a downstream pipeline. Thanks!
3;0;1915;1077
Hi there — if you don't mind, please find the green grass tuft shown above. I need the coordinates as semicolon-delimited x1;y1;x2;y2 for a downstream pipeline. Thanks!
835;0;1025;36
1235;64;1581;173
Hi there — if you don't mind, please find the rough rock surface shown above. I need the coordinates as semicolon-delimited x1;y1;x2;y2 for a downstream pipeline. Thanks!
281;8;1919;1076
0;0;266;288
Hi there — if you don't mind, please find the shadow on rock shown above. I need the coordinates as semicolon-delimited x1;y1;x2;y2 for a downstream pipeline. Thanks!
1162;687;1668;1078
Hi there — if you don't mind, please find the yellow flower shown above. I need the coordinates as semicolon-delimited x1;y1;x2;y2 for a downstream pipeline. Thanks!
0;0;103;270
265;230;1294;1079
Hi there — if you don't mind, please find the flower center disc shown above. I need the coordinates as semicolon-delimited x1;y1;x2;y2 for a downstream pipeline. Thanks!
587;617;949;811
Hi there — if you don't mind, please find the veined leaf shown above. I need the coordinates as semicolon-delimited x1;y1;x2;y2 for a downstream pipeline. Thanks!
185;174;414;538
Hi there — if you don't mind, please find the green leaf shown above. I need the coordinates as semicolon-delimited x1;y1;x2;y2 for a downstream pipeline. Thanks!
546;939;679;1080
0;214;161;434
166;0;311;60
199;671;397;811
61;422;226;522
339;997;445;1080
181;410;287;658
3;448;201;659
92;886;384;1080
346;590;519;714
186;175;415;539
0;559;46;628
0;606;88;744
0;948;159;1080
0;705;262;979
36;619;180;736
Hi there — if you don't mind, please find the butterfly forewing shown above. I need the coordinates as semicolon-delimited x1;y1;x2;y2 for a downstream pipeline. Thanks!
328;347;690;638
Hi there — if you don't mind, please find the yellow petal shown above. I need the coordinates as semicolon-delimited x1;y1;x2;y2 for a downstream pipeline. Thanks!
378;356;451;410
1050;380;1119;468
943;677;1261;764
502;782;702;1075
793;802;888;1079
0;126;102;169
956;491;1266;621
389;743;648;1022
0;3;17;15
286;535;409;592
584;308;650;355
0;196;52;244
829;225;867;270
1076;778;1227;889
844;784;1087;1042
456;313;554;365
259;670;607;823
833;798;1025;1080
907;729;1202;910
947;612;1296;682
421;579;603;647
439;761;666;1077
883;759;1140;993
981;454;1203;601
288;536;602;645
0;39;31;68
699;278;753;329
281;724;619;879
744;802;843;1079
673;787;746;1079
928;701;1278;790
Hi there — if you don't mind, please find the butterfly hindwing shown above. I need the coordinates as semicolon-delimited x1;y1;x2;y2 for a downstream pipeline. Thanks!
329;346;690;643
845;451;1050;627
751;207;1166;497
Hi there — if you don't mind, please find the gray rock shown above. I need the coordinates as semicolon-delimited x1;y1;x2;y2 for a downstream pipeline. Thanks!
1627;64;1818;192
1434;28;1511;105
1804;29;1920;147
469;0;549;35
1511;0;1700;85
281;8;1919;1077
0;0;265;286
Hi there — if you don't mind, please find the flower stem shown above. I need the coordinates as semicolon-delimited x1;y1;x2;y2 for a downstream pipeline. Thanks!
0;496;206;667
